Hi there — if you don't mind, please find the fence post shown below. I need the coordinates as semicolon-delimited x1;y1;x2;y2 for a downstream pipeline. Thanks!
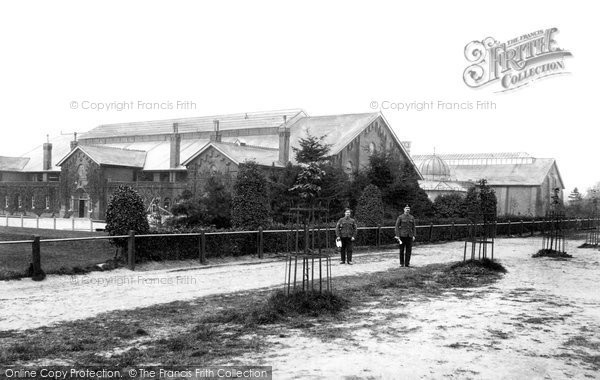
71;217;75;231
21;214;24;227
507;220;511;236
31;235;45;281
531;219;535;236
90;219;94;232
520;220;524;237
429;223;434;242
36;215;40;229
376;224;381;248
199;230;207;264
258;226;264;258
450;221;455;241
304;224;309;254
127;230;136;270
5;214;8;227
53;217;57;230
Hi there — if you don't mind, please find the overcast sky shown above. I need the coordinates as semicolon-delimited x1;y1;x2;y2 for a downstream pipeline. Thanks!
0;1;596;193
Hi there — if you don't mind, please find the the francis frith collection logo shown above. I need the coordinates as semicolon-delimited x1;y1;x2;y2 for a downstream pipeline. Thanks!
463;28;572;92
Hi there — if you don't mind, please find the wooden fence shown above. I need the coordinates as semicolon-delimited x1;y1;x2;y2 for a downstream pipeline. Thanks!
1;218;597;278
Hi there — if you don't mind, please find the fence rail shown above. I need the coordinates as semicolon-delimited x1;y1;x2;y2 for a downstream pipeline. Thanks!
1;218;598;279
0;214;106;232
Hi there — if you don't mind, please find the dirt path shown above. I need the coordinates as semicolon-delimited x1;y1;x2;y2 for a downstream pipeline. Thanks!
237;239;600;379
0;243;430;331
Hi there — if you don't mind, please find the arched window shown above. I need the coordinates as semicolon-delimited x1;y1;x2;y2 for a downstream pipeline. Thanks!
369;142;377;154
345;160;354;174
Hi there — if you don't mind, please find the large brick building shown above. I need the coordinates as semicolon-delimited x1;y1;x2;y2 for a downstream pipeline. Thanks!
0;109;419;220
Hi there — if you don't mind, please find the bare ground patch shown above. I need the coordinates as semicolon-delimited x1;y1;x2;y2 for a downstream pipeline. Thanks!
0;260;505;368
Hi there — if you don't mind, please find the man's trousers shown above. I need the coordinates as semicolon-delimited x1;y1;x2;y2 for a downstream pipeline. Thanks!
399;236;413;266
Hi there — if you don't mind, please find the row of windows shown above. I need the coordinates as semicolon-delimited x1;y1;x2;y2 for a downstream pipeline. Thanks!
3;195;51;209
135;172;188;182
33;173;60;182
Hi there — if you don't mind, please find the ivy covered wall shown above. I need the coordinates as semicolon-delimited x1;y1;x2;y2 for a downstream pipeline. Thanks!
0;182;60;216
59;150;104;218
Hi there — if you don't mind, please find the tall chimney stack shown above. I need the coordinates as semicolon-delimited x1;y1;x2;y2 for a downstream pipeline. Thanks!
210;119;222;142
278;116;290;165
70;132;78;150
43;134;52;171
170;123;181;168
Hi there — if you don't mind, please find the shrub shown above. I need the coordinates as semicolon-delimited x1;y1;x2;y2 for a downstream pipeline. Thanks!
434;193;466;218
463;179;497;221
105;185;149;249
355;184;384;226
231;161;270;229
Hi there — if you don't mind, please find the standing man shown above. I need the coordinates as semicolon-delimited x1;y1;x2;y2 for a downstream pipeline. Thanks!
336;208;357;265
395;205;416;267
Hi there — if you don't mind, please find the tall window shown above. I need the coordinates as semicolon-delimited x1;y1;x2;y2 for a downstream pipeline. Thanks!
369;142;376;155
345;160;354;174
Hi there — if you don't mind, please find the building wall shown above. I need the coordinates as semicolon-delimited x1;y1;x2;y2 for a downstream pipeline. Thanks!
494;185;537;216
0;182;60;216
104;166;136;182
0;171;29;181
538;163;563;215
105;181;188;213
336;116;410;175
185;146;239;195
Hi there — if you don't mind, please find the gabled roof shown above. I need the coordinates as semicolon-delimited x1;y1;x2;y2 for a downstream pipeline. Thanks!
287;113;380;158
0;156;30;171
80;109;307;140
449;158;562;187
56;145;147;168
285;112;421;178
182;142;282;168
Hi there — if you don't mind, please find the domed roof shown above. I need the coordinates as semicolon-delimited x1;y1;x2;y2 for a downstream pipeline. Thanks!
419;155;451;180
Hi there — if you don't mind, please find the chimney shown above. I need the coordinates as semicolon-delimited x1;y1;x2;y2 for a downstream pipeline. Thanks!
210;119;222;142
170;123;181;168
43;135;53;171
278;116;290;164
70;132;78;150
401;141;411;156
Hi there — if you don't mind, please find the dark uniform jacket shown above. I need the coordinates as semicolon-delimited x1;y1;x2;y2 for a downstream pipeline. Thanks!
395;213;416;238
336;217;357;238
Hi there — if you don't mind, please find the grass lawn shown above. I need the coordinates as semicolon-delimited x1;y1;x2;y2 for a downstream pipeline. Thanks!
0;260;506;367
0;226;113;280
